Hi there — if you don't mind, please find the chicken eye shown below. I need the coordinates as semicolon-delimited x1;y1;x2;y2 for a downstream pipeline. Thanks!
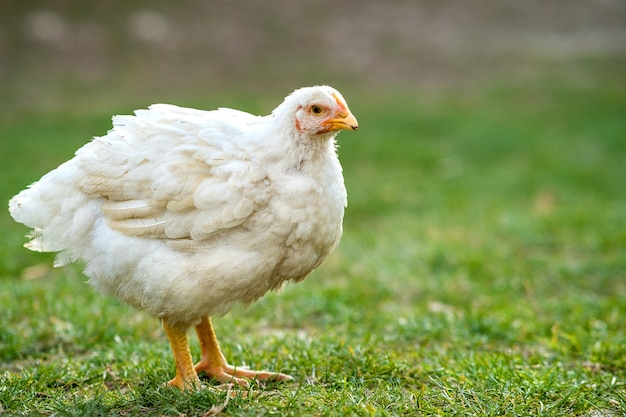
310;105;324;115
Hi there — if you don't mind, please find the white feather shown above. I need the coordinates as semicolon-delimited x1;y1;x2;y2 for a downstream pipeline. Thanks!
9;85;354;329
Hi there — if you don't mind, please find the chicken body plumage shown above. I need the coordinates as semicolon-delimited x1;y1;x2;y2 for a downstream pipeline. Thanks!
9;86;358;389
11;86;353;328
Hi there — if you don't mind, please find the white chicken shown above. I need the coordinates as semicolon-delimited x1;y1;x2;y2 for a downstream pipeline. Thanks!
9;85;358;390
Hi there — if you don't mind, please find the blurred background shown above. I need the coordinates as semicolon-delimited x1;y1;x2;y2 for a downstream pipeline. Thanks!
1;0;625;291
1;0;625;113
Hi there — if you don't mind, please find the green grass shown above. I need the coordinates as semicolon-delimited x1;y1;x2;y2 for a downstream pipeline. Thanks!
1;68;625;416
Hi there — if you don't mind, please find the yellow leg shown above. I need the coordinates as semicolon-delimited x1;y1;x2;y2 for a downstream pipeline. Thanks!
194;316;293;387
163;319;200;390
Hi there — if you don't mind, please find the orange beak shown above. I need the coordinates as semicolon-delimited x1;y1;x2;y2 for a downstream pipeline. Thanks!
322;109;359;132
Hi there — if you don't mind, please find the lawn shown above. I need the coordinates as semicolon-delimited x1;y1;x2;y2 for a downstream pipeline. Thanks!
0;63;625;416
